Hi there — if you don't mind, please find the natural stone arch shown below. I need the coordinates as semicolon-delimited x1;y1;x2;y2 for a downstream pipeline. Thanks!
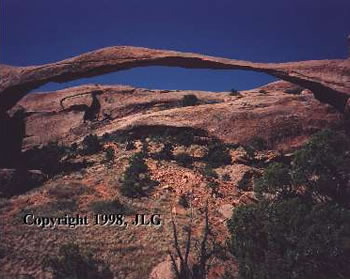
0;46;349;115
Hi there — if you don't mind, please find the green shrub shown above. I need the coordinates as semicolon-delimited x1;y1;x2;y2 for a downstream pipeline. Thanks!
201;165;219;179
81;134;101;155
208;181;219;194
228;199;350;279
237;170;257;192
229;88;240;96
155;142;174;161
104;146;115;163
120;152;158;198
179;193;190;208
182;94;199;107
204;143;232;168
125;140;136;150
70;143;78;153
43;243;113;279
291;129;350;204
174;153;193;168
254;163;292;198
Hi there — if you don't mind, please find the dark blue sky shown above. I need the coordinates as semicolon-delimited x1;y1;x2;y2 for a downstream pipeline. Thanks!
1;0;350;92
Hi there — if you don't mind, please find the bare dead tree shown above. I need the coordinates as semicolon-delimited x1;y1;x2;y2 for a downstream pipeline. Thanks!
168;201;219;279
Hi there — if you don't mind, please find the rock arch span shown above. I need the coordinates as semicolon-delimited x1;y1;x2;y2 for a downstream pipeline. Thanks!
0;46;349;114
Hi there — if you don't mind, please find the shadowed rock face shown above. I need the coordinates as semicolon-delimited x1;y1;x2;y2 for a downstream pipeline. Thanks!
0;46;349;114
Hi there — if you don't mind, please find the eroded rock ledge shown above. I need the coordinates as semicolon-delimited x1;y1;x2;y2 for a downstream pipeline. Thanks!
0;46;349;114
18;83;344;151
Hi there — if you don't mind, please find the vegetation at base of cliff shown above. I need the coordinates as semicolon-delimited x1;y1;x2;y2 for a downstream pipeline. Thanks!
120;152;158;198
42;243;113;279
228;129;350;279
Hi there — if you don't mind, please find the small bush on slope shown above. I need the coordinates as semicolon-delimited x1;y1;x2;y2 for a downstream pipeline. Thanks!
81;134;101;155
120;152;158;198
174;152;194;168
204;143;232;168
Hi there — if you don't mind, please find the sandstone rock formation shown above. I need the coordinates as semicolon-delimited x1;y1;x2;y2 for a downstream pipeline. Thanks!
16;83;344;151
1;46;349;115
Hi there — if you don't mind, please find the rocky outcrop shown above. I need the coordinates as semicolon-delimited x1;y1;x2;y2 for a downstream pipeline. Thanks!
17;83;344;151
1;46;349;114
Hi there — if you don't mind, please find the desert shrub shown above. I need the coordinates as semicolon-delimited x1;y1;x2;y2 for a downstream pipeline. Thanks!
81;134;101;155
259;89;267;94
174;153;193;168
70;143;78;153
208;181;219;194
179;193;190;208
242;145;256;161
125;140;136;150
201;165;219;179
284;86;304;95
229;88;240;96
254;163;292;198
120;152;158;198
228;199;350;279
291;129;350;204
43;243;113;279
237;170;258;192
204;143;232;168
141;140;149;155
104;146;115;163
182;94;199;107
155;142;174;161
